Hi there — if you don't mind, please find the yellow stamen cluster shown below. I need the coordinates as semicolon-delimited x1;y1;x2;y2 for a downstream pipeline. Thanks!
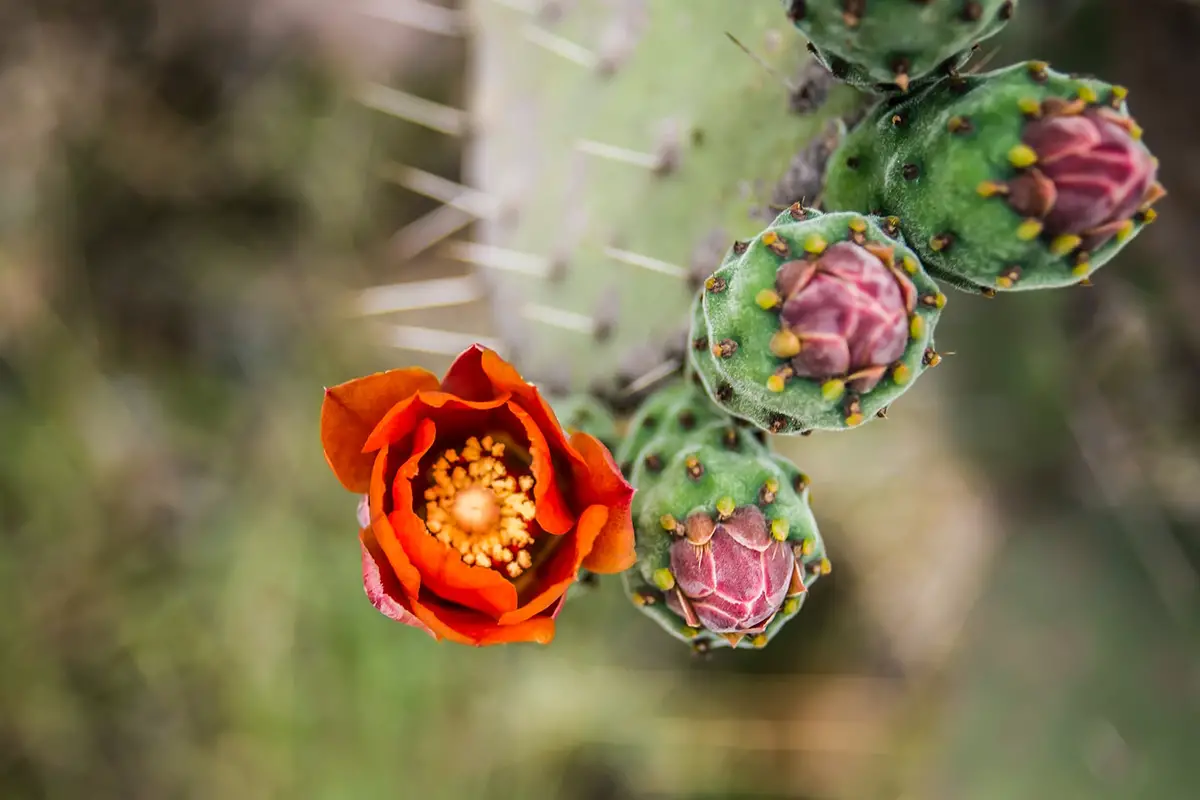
423;435;537;579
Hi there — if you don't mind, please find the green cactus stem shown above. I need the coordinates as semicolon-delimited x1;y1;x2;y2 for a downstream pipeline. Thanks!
822;61;1165;292
614;379;748;470
783;0;1019;92
466;1;861;404
689;205;945;434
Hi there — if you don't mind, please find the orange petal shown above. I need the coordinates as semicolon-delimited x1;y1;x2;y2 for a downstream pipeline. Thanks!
506;401;574;535
405;595;476;645
362;390;509;454
444;346;587;473
320;368;439;492
423;597;557;646
368;445;427;597
359;527;435;638
569;432;637;573
388;418;518;618
499;504;608;625
438;344;503;402
481;348;580;458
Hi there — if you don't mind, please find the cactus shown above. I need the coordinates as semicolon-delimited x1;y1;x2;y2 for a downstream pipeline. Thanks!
612;378;758;472
621;404;826;651
783;0;1019;92
689;205;945;433
822;62;1165;292
465;0;861;402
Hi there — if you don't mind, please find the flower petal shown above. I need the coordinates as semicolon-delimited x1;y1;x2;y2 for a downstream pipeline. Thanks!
438;344;504;402
499;504;608;625
362;391;510;454
388;418;519;619
360;527;435;638
321;368;439;492
477;347;586;473
507;402;574;535
369;444;422;596
420;597;557;645
569;432;636;573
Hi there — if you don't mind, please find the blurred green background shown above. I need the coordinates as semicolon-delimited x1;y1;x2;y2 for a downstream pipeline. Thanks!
1;1;1196;798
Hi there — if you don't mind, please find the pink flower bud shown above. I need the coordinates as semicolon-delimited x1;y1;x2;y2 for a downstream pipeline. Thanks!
1009;107;1159;251
666;506;793;634
775;242;916;393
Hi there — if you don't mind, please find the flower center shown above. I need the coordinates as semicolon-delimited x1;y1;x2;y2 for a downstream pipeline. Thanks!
422;435;537;579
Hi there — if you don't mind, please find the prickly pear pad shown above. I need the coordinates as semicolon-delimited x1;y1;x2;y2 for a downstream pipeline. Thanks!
690;207;944;433
783;0;1018;92
627;418;769;517
823;62;1163;292
614;380;727;472
624;442;826;651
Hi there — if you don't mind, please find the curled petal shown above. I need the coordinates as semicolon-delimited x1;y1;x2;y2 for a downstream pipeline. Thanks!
569;432;636;573
387;418;518;618
321;368;439;492
508;402;574;535
369;444;422;596
362;390;509;454
360;528;435;638
499;505;609;625
420;597;557;646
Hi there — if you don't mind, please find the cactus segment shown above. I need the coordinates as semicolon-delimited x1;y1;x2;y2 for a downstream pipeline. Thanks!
467;1;861;401
614;379;729;470
822;62;1164;292
623;438;825;651
688;206;944;433
783;0;1019;92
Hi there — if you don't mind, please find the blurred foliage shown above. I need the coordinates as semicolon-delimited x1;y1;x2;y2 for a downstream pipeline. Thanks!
0;1;1196;799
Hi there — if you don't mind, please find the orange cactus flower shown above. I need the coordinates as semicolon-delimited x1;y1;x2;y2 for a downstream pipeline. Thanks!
320;345;636;645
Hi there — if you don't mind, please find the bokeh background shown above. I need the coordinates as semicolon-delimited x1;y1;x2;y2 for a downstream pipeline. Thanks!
1;1;1197;798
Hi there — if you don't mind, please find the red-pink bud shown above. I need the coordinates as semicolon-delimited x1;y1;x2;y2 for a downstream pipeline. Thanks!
666;506;793;634
775;242;916;393
1010;108;1158;251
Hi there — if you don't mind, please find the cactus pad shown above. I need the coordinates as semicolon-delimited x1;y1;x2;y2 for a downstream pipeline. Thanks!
467;1;859;402
783;0;1019;92
689;206;945;433
822;62;1165;292
613;378;749;469
624;438;826;651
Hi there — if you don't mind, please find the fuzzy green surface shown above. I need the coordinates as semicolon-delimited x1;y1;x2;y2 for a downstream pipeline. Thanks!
613;379;727;468
469;0;860;393
823;62;1154;292
625;443;825;651
784;0;1017;90
690;209;943;433
548;393;620;452
627;418;770;515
